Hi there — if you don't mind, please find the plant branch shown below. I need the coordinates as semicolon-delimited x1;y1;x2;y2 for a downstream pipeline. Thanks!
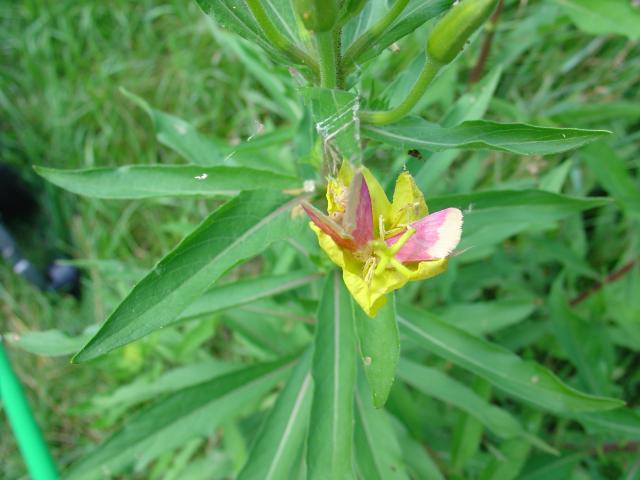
359;59;441;125
317;31;338;88
245;0;318;75
342;0;410;71
469;0;504;84
570;258;637;306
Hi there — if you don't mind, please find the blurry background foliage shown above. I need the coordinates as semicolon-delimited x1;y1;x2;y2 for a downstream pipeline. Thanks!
1;0;639;478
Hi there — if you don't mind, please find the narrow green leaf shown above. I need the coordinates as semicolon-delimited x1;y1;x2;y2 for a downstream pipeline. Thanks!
307;271;357;480
451;377;491;472
398;304;624;413
432;189;609;257
413;67;503;194
178;271;322;321
573;408;640;439
93;360;239;410
554;0;640;40
355;297;399;408
427;189;611;254
354;0;450;64
354;372;410;480
6;329;92;357
363;117;610;155
223;307;312;359
392;417;445;480
214;27;300;122
239;350;313;480
441;66;503;128
582;142;640;219
194;0;277;58
259;0;304;45
519;452;585;480
64;359;292;480
550;278;613;395
121;88;228;165
427;189;611;212
436;299;536;336
479;411;543;480
34;165;298;199
546;102;640;126
539;159;573;192
74;191;302;362
398;359;530;441
121;88;297;168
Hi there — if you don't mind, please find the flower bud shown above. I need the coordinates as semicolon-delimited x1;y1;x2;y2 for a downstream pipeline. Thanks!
426;0;499;65
295;0;339;32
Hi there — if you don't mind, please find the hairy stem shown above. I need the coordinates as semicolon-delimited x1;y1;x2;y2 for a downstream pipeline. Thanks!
245;0;318;75
360;59;441;125
342;0;410;71
317;31;338;88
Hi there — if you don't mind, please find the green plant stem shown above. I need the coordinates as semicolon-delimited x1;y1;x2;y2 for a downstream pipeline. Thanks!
342;0;410;71
360;59;442;125
245;0;318;75
317;31;338;88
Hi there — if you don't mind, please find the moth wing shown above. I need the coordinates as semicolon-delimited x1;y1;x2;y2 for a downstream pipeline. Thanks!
387;208;463;262
302;202;357;251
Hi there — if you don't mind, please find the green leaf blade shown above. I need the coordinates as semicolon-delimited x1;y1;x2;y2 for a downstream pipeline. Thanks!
74;191;302;362
238;350;313;480
354;373;410;480
354;0;451;64
64;358;292;480
554;0;640;40
307;271;357;480
355;297;400;408
178;270;322;321
398;304;624;413
397;359;524;440
363;117;610;155
35;165;298;199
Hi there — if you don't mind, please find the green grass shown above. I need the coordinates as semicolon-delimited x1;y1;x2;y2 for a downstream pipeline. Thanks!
0;1;270;476
1;0;639;478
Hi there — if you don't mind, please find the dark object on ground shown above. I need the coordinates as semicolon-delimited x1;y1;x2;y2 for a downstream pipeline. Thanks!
0;164;80;294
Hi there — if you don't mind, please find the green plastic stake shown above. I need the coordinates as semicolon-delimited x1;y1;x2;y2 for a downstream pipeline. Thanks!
0;338;59;479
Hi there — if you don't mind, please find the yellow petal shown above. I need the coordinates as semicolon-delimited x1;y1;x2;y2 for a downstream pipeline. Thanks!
406;258;448;281
361;167;391;236
310;223;388;315
326;161;355;215
337;160;354;184
310;223;347;269
342;269;387;316
326;179;345;215
390;171;428;226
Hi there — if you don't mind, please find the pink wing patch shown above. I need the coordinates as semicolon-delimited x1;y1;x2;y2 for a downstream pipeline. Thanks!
387;208;463;262
302;202;357;251
343;172;374;249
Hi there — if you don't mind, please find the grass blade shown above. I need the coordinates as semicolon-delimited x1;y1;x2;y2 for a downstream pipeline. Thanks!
64;358;292;480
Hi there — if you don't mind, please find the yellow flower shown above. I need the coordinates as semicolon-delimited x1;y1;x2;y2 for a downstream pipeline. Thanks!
303;162;463;316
